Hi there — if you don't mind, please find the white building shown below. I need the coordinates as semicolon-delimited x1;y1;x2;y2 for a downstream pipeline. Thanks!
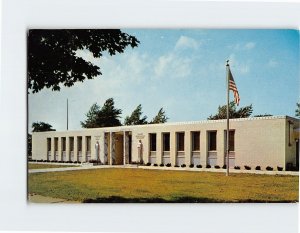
32;116;299;170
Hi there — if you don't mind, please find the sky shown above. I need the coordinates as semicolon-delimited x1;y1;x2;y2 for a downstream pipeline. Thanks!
28;29;300;132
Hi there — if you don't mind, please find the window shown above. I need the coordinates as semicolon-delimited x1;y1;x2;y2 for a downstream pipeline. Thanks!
69;137;74;151
208;131;217;151
224;130;235;151
149;133;157;151
61;137;66;151
54;137;58;151
86;136;91;151
177;132;185;151
47;138;51;151
192;131;200;151
163;133;170;151
77;137;82;151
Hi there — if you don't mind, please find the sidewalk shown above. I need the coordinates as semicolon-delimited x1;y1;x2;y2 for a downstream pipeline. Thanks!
28;163;299;176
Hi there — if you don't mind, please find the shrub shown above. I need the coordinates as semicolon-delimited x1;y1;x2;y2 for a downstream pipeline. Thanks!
244;165;251;170
146;162;151;166
214;165;220;169
181;164;186;168
189;164;194;168
153;163;158;167
222;165;227;169
255;166;261;170
174;165;179;167
206;165;211;168
234;166;240;170
196;164;202;168
277;166;283;171
159;163;164;167
266;166;273;171
166;163;171;167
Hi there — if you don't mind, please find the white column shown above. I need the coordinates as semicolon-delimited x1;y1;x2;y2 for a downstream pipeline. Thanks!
123;131;126;165
58;137;62;161
109;132;113;165
170;132;176;166
82;136;86;162
51;137;55;161
74;137;78;162
156;133;162;165
200;132;207;166
185;131;191;166
91;136;97;160
66;137;70;161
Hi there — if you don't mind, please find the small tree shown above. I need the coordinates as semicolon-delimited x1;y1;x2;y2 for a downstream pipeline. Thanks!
208;101;253;120
32;122;56;132
150;108;168;124
124;104;148;125
296;102;300;118
81;98;122;128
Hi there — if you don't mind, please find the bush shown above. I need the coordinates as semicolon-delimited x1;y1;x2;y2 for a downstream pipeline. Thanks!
196;164;202;168
174;165;179;167
222;165;227;169
189;164;194;168
166;163;171;167
181;164;186;168
244;165;251;170
146;162;151;166
214;165;220;169
277;166;283;171
255;166;261;170
159;163;164;167
234;166;240;170
266;166;273;171
153;163;158;167
206;165;211;168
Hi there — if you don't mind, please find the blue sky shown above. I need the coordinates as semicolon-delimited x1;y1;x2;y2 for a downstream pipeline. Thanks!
28;29;299;131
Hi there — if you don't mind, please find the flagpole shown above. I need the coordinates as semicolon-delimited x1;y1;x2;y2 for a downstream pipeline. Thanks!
226;60;230;176
67;98;69;130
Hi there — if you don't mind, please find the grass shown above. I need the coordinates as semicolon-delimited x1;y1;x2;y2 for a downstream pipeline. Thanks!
28;163;78;169
28;168;299;203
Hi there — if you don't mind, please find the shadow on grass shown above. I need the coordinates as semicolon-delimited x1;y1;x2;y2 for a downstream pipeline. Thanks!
82;196;297;203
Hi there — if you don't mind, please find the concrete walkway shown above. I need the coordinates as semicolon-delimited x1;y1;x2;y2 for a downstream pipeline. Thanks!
28;163;299;176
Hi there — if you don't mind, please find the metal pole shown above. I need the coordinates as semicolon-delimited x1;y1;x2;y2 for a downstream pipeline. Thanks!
226;61;230;176
67;98;69;130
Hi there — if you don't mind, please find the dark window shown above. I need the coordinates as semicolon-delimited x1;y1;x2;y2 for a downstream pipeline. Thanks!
54;138;58;151
163;133;170;151
47;138;51;151
86;136;91;151
62;137;66;151
77;137;82;151
208;131;217;151
150;134;157;151
69;137;74;151
225;130;235;151
177;132;185;151
192;131;200;151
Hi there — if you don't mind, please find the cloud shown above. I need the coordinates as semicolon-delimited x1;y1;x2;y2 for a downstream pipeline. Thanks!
228;42;256;51
175;35;200;50
228;53;250;74
267;59;278;68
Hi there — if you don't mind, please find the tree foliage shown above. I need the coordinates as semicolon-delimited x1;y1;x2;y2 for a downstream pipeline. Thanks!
253;114;273;117
28;29;139;93
81;98;122;128
124;104;148;125
296;102;300;118
208;101;253;120
32;122;56;132
150;108;168;124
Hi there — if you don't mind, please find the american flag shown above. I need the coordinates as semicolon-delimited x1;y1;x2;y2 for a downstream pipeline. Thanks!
228;67;240;106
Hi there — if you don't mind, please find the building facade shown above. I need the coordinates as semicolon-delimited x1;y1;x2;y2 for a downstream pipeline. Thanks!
32;116;300;170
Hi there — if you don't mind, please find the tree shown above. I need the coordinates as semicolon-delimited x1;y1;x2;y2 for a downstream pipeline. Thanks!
28;29;139;93
32;122;56;132
27;134;32;159
296;102;300;118
208;101;253;120
150;108;168;124
253;114;273;117
81;98;122;128
124;104;148;125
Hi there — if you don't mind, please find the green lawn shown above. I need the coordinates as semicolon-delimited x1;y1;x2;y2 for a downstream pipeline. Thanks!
28;168;298;203
28;163;78;169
